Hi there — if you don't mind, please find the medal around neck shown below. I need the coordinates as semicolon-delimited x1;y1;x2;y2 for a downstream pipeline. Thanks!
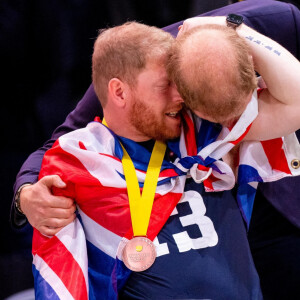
122;236;156;272
102;118;166;272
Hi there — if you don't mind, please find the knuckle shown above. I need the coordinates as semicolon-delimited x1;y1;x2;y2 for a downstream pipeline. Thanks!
66;210;74;218
50;220;58;228
66;198;75;206
39;227;49;236
69;205;76;212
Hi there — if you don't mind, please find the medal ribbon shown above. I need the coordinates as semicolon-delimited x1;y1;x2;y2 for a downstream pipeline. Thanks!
102;119;167;237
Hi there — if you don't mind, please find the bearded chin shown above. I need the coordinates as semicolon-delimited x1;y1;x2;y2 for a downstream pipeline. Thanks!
129;99;180;141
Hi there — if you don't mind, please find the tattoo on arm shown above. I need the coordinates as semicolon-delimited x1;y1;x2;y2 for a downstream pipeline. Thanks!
245;35;281;56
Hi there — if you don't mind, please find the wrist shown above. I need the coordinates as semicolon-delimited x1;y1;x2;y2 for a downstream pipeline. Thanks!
236;23;254;39
15;183;32;214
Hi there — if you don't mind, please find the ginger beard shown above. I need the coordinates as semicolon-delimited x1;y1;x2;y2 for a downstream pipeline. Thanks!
128;94;182;142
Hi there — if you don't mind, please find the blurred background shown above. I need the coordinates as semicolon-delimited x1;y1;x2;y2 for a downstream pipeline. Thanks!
1;0;299;298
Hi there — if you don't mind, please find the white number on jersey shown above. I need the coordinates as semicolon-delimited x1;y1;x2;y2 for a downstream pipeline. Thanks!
154;190;218;256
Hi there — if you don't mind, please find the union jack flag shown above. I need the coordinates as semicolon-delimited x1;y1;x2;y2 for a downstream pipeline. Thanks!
33;89;300;299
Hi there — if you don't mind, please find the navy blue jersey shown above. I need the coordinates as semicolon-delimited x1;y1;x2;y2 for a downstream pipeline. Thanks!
120;179;262;299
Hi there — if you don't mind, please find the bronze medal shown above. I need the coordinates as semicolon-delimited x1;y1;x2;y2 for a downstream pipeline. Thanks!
122;237;156;272
101;125;165;273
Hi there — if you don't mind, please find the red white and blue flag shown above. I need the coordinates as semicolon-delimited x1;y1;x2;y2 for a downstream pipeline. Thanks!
33;89;300;299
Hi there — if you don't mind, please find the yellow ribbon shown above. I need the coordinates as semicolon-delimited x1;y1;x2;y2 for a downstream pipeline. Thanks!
102;119;166;237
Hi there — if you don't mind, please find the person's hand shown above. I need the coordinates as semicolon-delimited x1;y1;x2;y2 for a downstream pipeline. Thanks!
20;175;76;236
178;16;226;37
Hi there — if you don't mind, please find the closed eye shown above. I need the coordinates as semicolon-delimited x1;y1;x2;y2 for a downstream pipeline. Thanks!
156;81;171;90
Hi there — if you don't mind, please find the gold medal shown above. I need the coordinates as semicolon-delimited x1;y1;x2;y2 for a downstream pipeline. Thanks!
122;237;156;272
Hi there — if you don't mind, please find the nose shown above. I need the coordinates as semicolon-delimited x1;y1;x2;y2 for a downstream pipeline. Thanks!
170;82;184;103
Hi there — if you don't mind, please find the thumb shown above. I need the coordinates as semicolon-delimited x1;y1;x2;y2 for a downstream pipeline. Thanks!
41;175;66;189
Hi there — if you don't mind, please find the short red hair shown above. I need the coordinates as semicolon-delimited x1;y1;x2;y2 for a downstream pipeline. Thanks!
92;22;174;107
168;24;257;123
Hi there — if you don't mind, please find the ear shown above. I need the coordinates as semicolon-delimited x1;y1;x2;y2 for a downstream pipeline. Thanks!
108;78;128;107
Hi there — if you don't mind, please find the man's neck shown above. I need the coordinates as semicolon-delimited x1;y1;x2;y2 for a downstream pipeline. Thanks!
103;114;153;142
136;139;155;151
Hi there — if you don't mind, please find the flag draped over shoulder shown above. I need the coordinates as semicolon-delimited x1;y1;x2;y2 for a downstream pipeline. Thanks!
237;132;300;225
33;89;300;299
